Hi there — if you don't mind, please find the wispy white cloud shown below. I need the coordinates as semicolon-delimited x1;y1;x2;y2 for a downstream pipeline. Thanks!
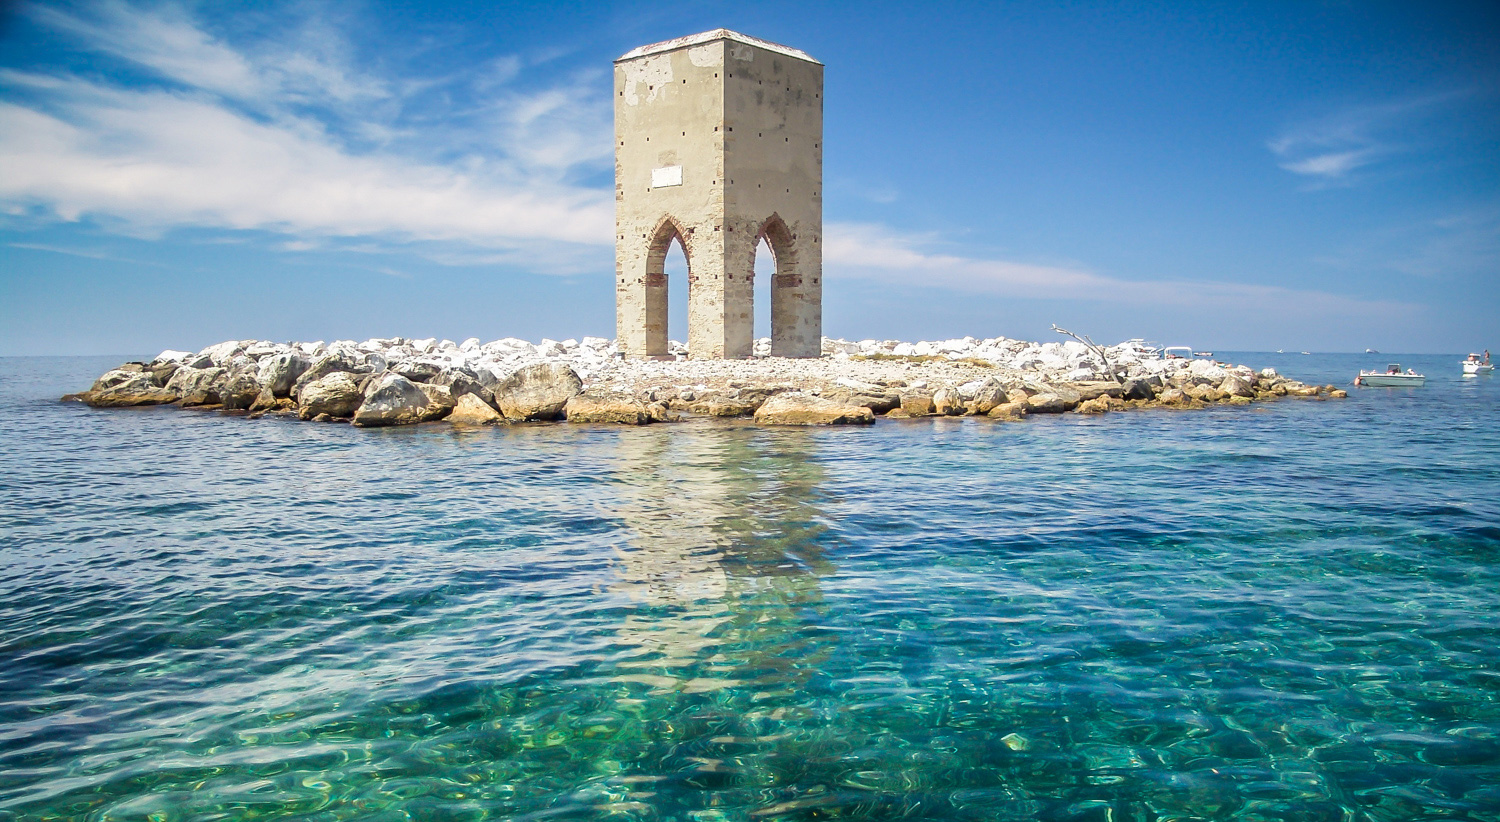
8;240;165;266
824;221;1406;317
0;1;614;266
1268;92;1466;184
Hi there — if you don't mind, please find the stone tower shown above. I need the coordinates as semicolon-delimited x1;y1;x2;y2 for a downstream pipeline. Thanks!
615;29;823;359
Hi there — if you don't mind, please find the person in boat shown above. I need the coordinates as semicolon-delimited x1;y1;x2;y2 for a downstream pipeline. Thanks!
1388;365;1400;374
1487;350;1492;365
1407;368;1418;375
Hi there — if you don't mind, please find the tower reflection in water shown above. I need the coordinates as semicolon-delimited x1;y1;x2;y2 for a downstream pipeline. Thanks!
594;422;840;795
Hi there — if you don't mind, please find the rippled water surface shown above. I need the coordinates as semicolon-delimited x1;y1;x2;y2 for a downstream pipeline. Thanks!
3;354;1499;821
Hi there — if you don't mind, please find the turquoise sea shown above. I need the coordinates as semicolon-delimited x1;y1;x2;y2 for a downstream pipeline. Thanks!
2;353;1498;822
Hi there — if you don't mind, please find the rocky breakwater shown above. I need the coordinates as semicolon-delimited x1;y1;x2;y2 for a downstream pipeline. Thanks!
67;334;1344;429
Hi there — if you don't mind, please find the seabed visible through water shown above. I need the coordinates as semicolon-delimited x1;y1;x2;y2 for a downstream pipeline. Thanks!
2;353;1498;821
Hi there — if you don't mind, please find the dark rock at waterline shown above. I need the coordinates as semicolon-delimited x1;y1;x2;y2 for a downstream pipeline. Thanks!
1120;378;1156;401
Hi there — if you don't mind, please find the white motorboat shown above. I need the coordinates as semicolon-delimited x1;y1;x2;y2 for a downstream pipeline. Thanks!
1355;364;1425;387
1462;355;1493;375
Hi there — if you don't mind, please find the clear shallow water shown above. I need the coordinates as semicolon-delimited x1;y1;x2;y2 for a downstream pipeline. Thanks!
2;353;1498;822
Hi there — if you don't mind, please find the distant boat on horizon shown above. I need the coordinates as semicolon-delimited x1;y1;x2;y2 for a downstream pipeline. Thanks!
1366;348;1380;354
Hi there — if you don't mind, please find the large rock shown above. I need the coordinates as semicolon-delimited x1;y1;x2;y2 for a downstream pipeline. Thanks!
1072;381;1123;401
968;382;1009;415
1076;395;1127;414
932;388;964;416
829;379;902;413
352;374;432;427
564;395;653;425
987;401;1028;420
687;394;764;417
258;351;311;398
900;392;935;416
90;367;144;393
199;340;246;367
1025;393;1070;414
220;369;264;411
417;383;456;421
391;359;444;383
429;366;494;406
754;395;876;426
292;349;368;399
85;373;178;407
447;393;503;425
1120;378;1156;401
1219;374;1254;398
166;366;227;407
297;372;364;419
492;363;582;421
1042;383;1082;407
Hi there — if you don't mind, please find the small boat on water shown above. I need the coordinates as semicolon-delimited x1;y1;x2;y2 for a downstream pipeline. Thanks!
1355;364;1425;387
1462;354;1494;375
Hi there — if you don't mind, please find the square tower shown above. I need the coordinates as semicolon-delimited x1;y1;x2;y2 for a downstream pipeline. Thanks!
615;29;823;359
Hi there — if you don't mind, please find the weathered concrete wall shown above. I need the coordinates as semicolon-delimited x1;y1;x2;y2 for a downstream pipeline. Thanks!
615;30;822;359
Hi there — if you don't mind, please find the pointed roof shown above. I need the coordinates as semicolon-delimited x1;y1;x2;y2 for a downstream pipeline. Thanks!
617;29;820;65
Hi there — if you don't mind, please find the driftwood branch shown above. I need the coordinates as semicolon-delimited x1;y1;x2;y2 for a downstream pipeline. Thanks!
1051;324;1124;384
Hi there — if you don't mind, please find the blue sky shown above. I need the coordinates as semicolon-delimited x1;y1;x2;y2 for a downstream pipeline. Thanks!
1;0;1496;355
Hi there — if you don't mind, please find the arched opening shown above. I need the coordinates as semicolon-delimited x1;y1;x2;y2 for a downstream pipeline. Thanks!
643;217;690;358
666;238;689;356
752;236;773;356
756;214;800;357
